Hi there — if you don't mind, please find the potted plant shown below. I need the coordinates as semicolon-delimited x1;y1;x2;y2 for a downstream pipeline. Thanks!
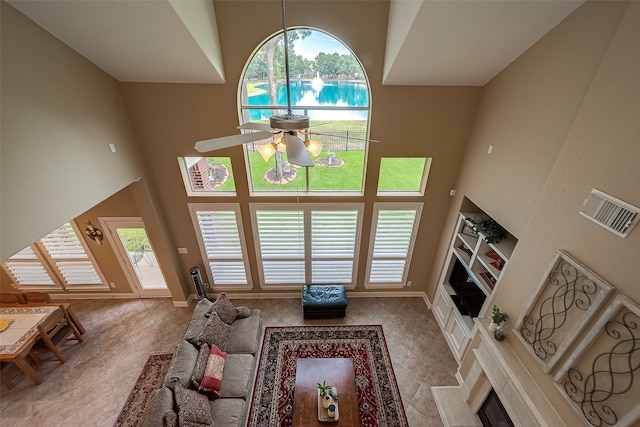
490;305;509;331
469;216;508;244
318;381;333;408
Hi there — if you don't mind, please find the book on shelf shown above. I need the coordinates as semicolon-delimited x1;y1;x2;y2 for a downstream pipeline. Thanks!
478;272;497;290
486;251;505;269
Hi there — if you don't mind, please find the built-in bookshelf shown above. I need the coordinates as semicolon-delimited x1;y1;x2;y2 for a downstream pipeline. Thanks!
433;211;517;361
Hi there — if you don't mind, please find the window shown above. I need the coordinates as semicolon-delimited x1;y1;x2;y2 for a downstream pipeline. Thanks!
250;204;363;288
377;158;432;196
2;222;107;290
178;157;236;196
366;203;423;288
240;28;371;195
189;204;251;290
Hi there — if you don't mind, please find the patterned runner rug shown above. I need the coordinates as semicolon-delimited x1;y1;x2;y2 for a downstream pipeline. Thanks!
114;353;173;427
247;325;408;427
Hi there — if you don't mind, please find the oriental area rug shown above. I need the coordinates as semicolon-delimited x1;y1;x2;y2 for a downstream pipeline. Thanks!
114;353;173;427
247;325;408;427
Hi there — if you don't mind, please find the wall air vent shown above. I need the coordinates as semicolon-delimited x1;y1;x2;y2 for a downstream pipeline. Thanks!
579;189;639;238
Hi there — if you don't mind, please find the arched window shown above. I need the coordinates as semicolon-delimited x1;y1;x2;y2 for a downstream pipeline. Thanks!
239;28;371;194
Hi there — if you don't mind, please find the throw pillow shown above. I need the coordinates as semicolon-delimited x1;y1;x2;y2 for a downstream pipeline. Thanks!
191;343;210;389
196;312;233;349
183;298;214;344
163;410;178;427
174;384;213;427
199;344;227;396
205;293;237;325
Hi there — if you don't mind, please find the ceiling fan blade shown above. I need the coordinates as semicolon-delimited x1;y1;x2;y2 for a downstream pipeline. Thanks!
237;122;273;132
306;131;379;143
284;134;314;167
195;131;273;153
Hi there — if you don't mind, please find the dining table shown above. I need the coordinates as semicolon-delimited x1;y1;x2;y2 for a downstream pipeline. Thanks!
0;305;60;385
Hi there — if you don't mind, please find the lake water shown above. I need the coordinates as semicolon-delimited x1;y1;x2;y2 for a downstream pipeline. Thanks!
247;80;369;121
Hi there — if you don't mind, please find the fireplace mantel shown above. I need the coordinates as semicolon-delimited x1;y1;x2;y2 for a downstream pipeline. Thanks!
433;318;564;427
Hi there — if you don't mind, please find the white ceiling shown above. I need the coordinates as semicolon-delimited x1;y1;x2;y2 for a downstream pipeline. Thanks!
8;0;584;86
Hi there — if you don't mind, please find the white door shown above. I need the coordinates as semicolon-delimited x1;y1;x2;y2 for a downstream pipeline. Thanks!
99;217;171;297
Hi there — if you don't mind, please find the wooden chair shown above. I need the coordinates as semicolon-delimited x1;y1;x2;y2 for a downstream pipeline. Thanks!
21;291;52;303
29;308;83;364
0;292;25;304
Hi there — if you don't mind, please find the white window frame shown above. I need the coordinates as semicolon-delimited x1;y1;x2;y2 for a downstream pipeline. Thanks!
178;157;237;197
2;221;108;291
249;203;363;290
188;203;252;291
365;202;423;288
239;28;372;197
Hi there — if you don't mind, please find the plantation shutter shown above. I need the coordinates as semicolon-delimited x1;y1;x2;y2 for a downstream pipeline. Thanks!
368;204;422;285
39;223;103;285
3;247;58;287
2;223;106;290
195;209;248;285
311;210;358;283
255;210;305;284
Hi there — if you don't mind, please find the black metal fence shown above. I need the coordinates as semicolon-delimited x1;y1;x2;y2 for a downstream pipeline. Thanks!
248;130;367;153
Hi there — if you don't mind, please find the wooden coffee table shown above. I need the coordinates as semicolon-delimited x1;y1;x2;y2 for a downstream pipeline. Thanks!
292;358;360;426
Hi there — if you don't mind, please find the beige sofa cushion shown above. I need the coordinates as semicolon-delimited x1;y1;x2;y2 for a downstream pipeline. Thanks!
209;398;246;427
219;353;255;399
225;309;262;354
163;340;199;388
144;386;174;427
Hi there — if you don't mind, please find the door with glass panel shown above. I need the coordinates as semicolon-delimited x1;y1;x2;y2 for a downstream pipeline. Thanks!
100;218;170;297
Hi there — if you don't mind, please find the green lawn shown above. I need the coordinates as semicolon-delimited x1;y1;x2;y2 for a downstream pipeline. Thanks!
248;151;365;191
246;83;265;94
204;122;426;193
377;158;429;191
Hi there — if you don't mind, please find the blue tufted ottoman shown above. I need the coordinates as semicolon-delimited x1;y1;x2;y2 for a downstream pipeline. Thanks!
302;284;347;319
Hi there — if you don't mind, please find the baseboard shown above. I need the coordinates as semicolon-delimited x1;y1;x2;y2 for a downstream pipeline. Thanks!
206;292;302;300
49;293;138;300
173;294;195;308
202;290;432;308
48;290;433;310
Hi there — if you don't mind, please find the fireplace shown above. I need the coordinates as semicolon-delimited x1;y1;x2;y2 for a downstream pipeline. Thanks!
431;319;564;427
478;389;514;427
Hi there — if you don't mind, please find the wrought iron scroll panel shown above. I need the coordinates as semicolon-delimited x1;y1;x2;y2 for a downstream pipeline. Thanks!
515;250;614;373
558;295;640;427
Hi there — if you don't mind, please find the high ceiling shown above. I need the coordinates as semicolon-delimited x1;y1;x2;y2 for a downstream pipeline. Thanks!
8;0;584;86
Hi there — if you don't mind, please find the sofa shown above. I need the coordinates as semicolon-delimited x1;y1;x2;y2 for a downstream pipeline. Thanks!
144;296;263;427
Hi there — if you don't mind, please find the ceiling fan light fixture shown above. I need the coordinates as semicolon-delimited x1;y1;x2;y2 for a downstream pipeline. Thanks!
305;138;323;157
276;136;287;152
258;143;276;162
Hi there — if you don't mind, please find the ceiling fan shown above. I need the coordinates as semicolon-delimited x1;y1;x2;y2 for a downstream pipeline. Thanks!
194;0;376;167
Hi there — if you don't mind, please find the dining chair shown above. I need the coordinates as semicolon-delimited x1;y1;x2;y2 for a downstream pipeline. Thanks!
21;291;52;303
0;292;25;304
29;308;83;364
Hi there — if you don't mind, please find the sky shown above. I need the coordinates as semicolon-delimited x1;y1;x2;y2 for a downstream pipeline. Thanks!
292;30;351;60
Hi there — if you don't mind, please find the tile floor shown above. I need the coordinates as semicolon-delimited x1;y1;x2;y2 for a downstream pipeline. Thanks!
0;296;458;426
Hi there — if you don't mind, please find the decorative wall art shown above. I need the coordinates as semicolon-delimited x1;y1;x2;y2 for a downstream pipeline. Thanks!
515;250;615;373
555;295;640;427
